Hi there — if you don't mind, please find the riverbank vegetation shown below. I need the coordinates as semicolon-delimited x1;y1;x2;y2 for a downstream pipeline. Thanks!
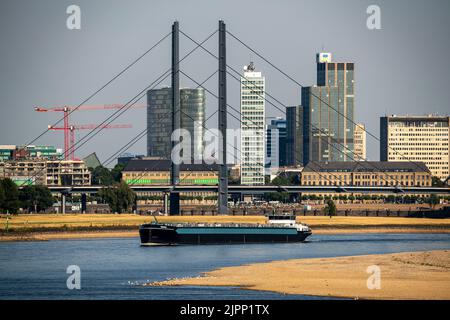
0;178;55;214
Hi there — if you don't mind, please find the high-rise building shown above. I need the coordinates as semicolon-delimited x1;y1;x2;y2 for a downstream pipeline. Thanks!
354;124;367;160
380;115;450;182
266;118;287;169
240;62;265;185
147;87;171;159
302;53;355;164
286;106;303;166
180;88;206;160
147;88;205;160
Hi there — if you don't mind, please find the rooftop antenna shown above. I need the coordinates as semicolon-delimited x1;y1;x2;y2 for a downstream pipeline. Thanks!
244;61;255;72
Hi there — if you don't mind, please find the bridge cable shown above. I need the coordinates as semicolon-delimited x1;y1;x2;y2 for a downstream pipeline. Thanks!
179;31;404;189
25;31;172;148
19;30;218;187
226;30;435;177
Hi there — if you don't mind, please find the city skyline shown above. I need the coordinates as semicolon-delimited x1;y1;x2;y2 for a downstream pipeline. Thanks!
1;2;450;304
0;0;449;165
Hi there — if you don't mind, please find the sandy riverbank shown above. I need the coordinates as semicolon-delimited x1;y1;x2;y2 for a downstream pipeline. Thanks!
1;214;450;241
148;250;450;300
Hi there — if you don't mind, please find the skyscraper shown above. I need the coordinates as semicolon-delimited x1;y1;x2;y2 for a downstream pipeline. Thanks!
147;88;205;160
286;106;303;166
302;53;355;164
180;88;206;160
147;87;172;159
266;117;287;169
240;62;265;185
380;115;449;182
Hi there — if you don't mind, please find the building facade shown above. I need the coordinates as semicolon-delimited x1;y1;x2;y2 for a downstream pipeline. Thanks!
180;89;206;160
354;123;367;161
240;62;265;185
266;117;287;170
0;145;63;161
301;161;432;187
302;53;355;164
122;159;218;186
286;106;304;166
122;159;218;207
147;88;206;160
380;115;450;182
0;159;91;186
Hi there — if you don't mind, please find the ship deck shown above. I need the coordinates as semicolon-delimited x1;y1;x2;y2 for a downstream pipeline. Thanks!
145;222;299;229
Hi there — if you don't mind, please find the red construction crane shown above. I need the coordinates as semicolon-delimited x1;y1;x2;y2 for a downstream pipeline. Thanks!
48;123;133;160
35;104;145;160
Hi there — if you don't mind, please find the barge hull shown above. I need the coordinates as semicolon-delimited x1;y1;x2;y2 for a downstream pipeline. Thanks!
139;225;311;245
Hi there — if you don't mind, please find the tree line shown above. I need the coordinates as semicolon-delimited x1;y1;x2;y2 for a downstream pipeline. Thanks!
0;164;135;214
88;164;135;213
0;178;55;213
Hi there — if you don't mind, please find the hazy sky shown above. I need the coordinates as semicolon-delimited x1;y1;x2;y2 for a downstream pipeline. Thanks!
1;0;449;165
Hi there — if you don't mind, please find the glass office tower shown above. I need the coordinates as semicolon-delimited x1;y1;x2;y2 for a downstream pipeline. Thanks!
266;117;287;169
302;53;355;164
180;89;206;160
147;88;205;160
286;106;303;166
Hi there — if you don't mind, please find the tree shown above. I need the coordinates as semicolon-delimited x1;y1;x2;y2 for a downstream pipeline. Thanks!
271;175;291;186
19;185;55;213
431;176;445;187
324;199;337;218
291;174;301;185
98;181;136;213
111;163;126;183
0;178;20;214
427;194;440;209
264;192;289;202
0;182;5;210
386;195;395;203
91;166;114;186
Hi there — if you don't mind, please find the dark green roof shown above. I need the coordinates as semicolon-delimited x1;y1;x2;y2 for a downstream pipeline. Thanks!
83;152;101;169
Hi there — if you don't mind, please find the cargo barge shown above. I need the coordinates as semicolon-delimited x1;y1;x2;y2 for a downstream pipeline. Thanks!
139;215;312;245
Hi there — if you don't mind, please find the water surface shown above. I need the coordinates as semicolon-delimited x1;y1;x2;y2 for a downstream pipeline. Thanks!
0;233;449;299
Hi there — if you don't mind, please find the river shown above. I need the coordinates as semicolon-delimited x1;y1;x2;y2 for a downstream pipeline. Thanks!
1;233;449;299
